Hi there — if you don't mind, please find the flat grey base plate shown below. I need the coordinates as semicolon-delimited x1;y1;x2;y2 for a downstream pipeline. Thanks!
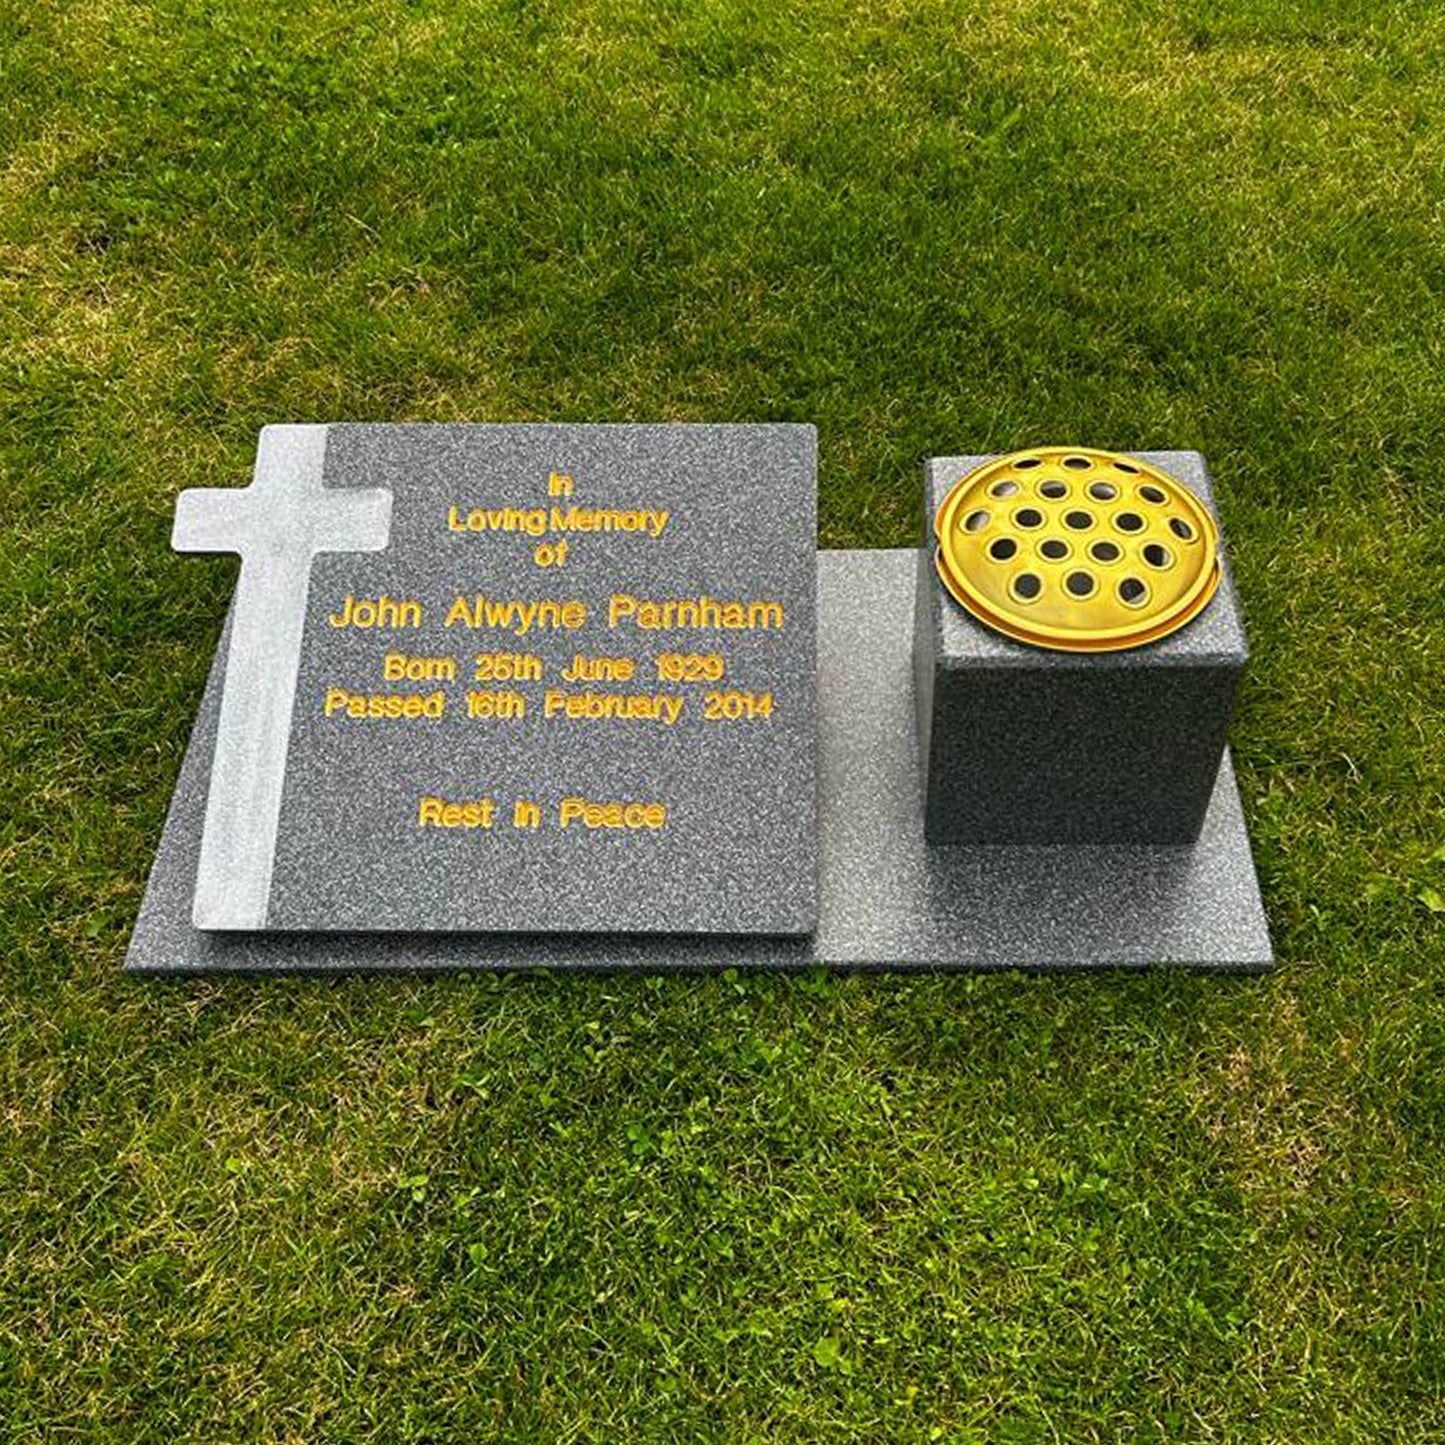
126;550;1272;974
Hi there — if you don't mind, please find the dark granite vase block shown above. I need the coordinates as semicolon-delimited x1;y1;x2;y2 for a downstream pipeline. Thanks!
915;452;1249;846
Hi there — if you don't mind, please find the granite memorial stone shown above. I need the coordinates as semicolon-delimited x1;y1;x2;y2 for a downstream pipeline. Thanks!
170;423;817;935
126;429;1273;973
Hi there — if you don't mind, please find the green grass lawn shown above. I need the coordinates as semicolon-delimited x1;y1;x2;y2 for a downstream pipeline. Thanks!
5;0;1445;1438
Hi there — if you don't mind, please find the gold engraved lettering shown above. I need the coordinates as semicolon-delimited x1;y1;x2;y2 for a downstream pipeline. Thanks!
548;506;670;538
418;796;497;829
328;594;423;629
466;690;527;719
444;596;588;634
447;496;671;538
654;652;725;682
608;594;783;631
560;653;635;682
542;689;684;726
446;505;548;537
702;690;775;720
323;688;446;720
559;797;667;830
473;652;543;682
383;652;456;682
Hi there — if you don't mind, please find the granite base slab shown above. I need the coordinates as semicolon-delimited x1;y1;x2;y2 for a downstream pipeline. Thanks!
125;549;1272;974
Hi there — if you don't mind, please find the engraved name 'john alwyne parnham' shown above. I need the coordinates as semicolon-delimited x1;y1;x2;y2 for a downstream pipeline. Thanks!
171;423;819;938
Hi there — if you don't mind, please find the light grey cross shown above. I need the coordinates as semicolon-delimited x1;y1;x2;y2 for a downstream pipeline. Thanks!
173;424;392;930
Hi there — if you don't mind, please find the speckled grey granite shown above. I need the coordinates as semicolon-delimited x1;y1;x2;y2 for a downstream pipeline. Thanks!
173;426;393;929
125;549;1272;973
175;424;818;935
917;453;1248;845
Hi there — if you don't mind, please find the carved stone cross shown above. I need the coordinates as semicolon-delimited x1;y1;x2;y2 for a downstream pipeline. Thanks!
173;425;392;928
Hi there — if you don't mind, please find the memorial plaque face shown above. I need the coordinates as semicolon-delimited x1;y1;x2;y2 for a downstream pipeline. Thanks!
183;423;817;934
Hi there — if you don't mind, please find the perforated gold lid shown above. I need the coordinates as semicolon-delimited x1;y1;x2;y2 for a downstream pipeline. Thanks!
934;448;1221;652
